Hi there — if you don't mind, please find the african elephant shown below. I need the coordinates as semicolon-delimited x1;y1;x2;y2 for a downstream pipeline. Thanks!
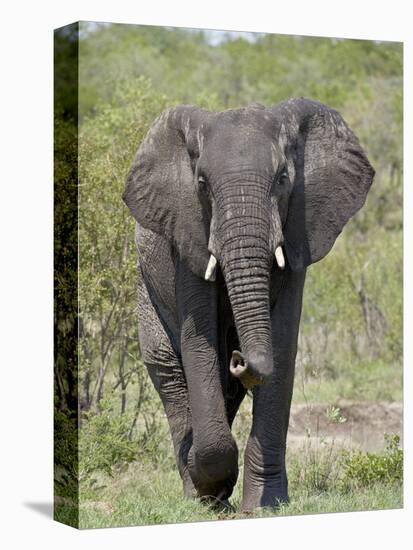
122;98;374;511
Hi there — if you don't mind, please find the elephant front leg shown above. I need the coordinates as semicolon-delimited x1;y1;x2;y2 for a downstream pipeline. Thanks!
241;372;292;510
241;269;306;511
146;363;195;498
177;267;239;504
138;275;195;497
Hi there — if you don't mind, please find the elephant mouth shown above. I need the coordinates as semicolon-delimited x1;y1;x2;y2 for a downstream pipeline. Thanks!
230;350;265;390
204;246;285;282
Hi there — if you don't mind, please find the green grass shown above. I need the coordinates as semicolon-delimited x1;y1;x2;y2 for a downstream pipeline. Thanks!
79;464;219;528
292;359;403;404
258;483;402;518
66;461;402;529
55;435;403;530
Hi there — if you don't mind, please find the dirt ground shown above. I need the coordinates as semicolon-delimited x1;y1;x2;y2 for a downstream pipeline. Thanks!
288;401;403;451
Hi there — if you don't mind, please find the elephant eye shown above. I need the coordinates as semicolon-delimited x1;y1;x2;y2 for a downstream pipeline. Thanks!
277;171;289;186
198;175;208;188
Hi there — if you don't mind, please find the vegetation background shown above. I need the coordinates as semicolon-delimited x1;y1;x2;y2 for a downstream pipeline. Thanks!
54;22;403;528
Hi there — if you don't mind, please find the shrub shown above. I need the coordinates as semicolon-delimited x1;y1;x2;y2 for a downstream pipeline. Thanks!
79;396;138;481
54;409;79;499
340;433;403;491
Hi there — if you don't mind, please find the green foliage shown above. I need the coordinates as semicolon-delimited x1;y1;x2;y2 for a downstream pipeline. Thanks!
54;31;80;514
340;434;403;490
55;24;79;120
289;440;341;495
54;112;79;413
135;413;173;468
297;225;402;401
77;77;180;499
294;358;402;403
54;410;78;500
79;24;402;117
54;502;79;528
287;414;346;496
324;406;347;424
78;77;170;413
284;432;403;499
79;397;138;481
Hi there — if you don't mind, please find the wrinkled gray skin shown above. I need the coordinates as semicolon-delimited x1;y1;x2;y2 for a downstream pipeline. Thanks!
123;98;374;510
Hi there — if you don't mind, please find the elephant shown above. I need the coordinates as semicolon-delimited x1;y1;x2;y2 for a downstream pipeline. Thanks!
122;98;374;511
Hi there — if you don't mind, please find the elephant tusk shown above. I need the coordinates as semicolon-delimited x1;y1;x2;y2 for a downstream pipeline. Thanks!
204;254;217;281
275;246;285;270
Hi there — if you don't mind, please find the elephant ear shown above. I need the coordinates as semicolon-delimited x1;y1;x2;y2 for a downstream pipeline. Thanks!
272;98;375;271
123;106;211;279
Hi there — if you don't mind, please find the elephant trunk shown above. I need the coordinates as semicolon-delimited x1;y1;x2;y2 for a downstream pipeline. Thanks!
216;181;274;388
224;253;273;388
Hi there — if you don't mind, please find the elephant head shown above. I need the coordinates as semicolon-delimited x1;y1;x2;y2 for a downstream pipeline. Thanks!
123;99;374;387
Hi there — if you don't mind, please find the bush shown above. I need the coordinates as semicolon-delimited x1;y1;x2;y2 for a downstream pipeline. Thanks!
79;396;138;481
78;77;168;416
54;409;78;499
287;432;403;498
340;433;403;491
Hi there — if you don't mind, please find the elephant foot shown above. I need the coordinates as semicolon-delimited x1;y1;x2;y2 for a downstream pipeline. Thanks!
241;473;289;512
182;472;197;499
241;490;289;512
242;444;289;511
200;495;235;513
187;440;239;503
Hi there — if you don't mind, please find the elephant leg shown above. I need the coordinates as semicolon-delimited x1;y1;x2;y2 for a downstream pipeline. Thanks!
241;269;306;511
226;377;247;427
137;275;195;498
177;266;239;503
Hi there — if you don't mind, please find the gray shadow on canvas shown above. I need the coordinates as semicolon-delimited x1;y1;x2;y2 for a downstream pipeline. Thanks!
24;502;53;518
